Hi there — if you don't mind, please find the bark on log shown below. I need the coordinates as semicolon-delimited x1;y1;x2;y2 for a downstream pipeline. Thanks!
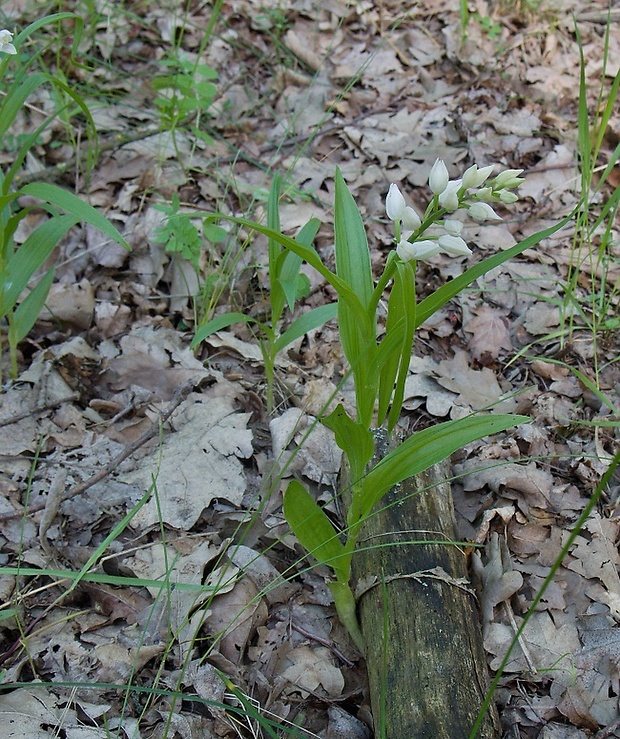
343;429;500;738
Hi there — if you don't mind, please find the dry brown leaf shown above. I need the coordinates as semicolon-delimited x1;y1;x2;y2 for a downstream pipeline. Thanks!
464;306;513;361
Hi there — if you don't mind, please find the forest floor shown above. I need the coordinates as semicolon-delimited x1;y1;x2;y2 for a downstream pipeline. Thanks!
0;0;620;737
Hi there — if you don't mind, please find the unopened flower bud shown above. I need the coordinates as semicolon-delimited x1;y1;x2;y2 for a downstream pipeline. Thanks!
438;180;461;211
499;190;519;204
397;239;440;262
402;206;421;231
493;169;525;188
385;183;406;221
468;202;502;222
429;159;449;195
438;234;472;256
462;164;495;190
443;219;463;236
474;187;495;202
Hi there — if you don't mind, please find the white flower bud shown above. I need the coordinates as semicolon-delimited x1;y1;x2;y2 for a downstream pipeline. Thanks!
428;159;449;195
443;219;463;236
462;164;495;189
438;179;461;211
385;183;406;221
396;239;440;262
493;169;525;188
468;202;502;222
474;187;495;202
499;190;519;204
438;234;472;256
402;206;421;231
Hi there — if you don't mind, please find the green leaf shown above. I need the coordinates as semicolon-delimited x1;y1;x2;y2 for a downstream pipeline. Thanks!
333;169;377;426
191;312;258;349
352;414;529;527
415;216;572;329
333;168;373;309
10;268;55;343
387;261;417;432
277;217;320;311
272;302;337;354
21;183;129;250
0;214;78;316
283;480;348;581
321;403;374;485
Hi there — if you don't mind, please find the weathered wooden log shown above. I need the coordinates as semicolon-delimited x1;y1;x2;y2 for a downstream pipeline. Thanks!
343;429;500;738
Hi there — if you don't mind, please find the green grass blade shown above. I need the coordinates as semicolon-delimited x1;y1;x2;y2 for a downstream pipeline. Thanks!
0;214;78;315
191;312;257;349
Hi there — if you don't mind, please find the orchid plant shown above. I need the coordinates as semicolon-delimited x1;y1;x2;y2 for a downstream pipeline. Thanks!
0;16;129;382
204;161;569;651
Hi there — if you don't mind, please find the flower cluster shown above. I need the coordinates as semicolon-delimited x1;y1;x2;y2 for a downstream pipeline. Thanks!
386;159;523;263
0;30;16;55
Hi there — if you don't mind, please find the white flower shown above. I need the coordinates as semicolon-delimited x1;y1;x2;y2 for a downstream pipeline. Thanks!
0;30;16;55
402;205;421;231
428;159;449;195
468;202;502;222
461;164;495;190
438;234;472;256
397;239;440;262
438;179;461;211
443;219;463;236
386;183;406;221
493;168;525;188
474;187;495;202
386;183;421;231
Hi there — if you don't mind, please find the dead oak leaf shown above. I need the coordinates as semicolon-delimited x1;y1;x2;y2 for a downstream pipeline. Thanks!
125;394;253;530
434;349;516;413
464;306;513;361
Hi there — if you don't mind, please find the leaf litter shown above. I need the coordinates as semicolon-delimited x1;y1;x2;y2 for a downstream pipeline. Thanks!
0;0;619;736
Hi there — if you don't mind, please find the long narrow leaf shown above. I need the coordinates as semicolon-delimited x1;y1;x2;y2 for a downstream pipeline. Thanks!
0;214;78;315
21;183;129;249
415;215;572;328
352;414;529;527
11;268;55;343
283;480;348;581
191;312;257;348
273;302;337;354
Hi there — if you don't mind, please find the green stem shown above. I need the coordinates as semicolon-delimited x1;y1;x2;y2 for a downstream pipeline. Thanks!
329;579;365;653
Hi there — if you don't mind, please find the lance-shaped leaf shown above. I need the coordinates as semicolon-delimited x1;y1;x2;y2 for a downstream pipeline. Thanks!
350;413;529;528
284;480;348;581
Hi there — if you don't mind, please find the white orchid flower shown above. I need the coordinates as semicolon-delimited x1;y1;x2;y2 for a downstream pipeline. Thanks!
0;30;17;55
385;183;407;221
468;202;502;222
438;179;461;211
402;205;421;231
386;183;422;232
396;239;440;262
461;164;495;190
438;234;472;256
443;219;463;236
493;169;525;188
428;159;449;195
